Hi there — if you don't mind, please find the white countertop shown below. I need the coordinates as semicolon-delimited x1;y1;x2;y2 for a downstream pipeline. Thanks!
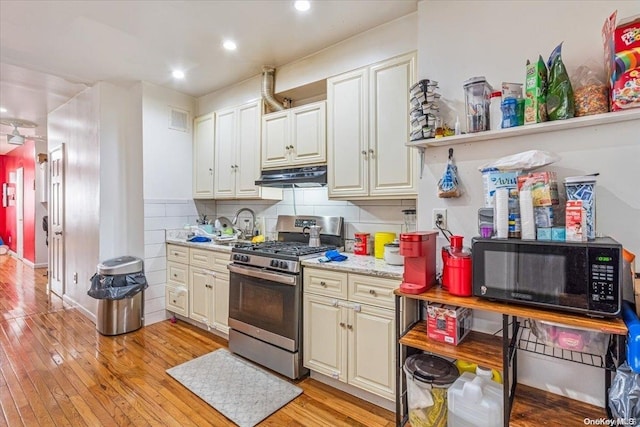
302;254;404;280
166;229;234;253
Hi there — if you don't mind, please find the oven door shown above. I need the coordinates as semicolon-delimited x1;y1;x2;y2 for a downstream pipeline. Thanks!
228;263;301;352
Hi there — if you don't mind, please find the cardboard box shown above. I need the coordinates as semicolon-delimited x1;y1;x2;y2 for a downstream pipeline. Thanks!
482;170;521;208
524;56;548;124
603;11;640;111
565;200;587;242
517;172;559;207
426;303;472;345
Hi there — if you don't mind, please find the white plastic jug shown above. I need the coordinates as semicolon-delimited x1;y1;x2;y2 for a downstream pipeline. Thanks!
447;372;503;427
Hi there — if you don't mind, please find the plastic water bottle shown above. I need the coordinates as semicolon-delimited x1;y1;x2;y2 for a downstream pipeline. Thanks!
489;91;502;130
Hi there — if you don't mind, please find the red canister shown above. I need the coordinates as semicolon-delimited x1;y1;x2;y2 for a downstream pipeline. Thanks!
354;233;370;255
442;236;472;297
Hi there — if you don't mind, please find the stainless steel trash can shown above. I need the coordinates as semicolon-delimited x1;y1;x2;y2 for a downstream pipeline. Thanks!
94;256;145;336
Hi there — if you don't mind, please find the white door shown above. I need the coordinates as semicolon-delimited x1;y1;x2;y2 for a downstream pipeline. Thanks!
261;111;290;169
16;167;24;260
193;113;215;198
327;68;369;198
213;108;236;198
369;53;417;197
235;101;261;198
49;146;65;297
289;101;326;166
303;293;347;382
348;304;395;400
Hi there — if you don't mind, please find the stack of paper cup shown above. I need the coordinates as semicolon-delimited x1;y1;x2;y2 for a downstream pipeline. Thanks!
495;188;509;239
519;190;536;240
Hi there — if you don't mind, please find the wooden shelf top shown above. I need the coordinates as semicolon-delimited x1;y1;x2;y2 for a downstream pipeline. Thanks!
395;286;627;335
399;322;503;371
510;384;606;426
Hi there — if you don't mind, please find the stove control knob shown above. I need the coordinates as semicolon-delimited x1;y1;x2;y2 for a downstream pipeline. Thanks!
242;255;250;262
270;260;279;267
279;261;288;269
233;254;241;261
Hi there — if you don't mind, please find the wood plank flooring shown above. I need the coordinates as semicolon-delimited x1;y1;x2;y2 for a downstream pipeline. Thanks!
0;255;395;426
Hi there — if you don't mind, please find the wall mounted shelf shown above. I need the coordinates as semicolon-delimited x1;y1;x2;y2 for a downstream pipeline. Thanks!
406;109;640;149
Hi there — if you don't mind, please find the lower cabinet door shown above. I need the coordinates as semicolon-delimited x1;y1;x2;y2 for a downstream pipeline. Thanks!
303;293;347;382
189;267;212;324
213;277;230;333
347;304;395;400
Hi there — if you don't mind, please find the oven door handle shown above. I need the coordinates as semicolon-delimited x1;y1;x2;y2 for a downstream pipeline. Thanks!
227;264;297;286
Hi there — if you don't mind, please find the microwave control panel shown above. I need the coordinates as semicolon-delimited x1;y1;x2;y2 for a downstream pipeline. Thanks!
588;249;620;314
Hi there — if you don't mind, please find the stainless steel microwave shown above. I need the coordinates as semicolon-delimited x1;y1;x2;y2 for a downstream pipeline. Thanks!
472;237;623;317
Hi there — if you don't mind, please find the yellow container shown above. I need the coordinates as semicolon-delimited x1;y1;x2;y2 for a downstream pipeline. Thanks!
374;232;396;259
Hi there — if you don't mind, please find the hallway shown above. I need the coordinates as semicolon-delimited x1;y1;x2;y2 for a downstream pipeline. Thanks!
0;255;395;426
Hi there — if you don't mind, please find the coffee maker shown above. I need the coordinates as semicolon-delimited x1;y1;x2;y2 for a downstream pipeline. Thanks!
399;231;438;294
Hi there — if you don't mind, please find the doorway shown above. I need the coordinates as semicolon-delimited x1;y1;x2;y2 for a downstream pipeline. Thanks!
49;146;65;297
16;167;24;260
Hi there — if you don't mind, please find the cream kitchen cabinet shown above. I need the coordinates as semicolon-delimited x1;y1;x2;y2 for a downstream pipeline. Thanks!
261;101;326;169
303;268;398;401
193;113;215;199
327;52;417;199
214;101;282;200
166;244;231;334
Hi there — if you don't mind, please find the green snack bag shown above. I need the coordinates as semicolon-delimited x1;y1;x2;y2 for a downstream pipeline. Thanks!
546;42;575;120
524;55;548;124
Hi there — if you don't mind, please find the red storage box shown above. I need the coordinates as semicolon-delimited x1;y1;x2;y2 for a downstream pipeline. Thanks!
427;303;472;345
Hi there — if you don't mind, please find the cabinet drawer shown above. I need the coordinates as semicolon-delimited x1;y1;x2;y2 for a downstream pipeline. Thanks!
189;248;218;269
166;285;188;316
348;274;399;309
210;253;231;276
304;268;348;299
167;261;188;286
167;244;189;264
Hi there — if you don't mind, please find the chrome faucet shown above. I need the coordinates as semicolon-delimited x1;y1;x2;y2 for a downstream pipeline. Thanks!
232;208;256;240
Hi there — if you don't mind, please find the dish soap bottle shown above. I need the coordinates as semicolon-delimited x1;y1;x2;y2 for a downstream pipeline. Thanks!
454;116;461;135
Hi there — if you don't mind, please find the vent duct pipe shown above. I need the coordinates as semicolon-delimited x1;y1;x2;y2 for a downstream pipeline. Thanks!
261;66;285;112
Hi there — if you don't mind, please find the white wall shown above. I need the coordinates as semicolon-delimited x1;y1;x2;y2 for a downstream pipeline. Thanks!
418;0;640;407
141;82;196;324
197;12;417;115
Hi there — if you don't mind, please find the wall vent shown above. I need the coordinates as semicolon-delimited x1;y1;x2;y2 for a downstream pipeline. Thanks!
168;107;189;132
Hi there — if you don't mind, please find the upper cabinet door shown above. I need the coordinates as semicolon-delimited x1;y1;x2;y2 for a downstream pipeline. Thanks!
235;101;261;198
193;113;215;199
214;108;236;198
327;68;369;198
290;101;326;166
369;53;417;197
262;110;290;169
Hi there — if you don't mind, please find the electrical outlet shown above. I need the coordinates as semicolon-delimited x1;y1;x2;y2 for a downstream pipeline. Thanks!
73;272;78;284
432;209;447;230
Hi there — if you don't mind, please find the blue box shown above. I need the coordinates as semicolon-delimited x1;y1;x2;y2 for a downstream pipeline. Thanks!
551;227;566;241
537;227;552;241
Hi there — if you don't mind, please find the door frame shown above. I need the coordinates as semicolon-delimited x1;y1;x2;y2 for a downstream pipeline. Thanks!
48;145;65;297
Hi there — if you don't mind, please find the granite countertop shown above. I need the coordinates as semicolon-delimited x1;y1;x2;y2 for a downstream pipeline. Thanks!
302;254;404;280
165;229;236;253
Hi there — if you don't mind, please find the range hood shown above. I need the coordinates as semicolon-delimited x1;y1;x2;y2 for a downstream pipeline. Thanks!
255;165;327;188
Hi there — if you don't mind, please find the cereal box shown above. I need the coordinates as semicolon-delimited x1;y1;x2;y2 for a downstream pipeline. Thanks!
517;172;559;206
426;304;472;346
524;56;548;124
566;200;587;242
481;169;521;207
603;11;640;111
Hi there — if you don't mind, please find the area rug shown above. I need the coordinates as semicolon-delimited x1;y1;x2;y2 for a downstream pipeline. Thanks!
166;348;302;427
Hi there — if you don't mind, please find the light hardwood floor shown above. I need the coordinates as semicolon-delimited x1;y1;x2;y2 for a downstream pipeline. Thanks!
0;255;395;426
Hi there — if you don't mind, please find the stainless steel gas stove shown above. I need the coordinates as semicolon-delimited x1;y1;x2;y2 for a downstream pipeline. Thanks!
227;215;344;379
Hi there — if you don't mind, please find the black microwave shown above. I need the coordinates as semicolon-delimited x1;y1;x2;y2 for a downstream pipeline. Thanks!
472;237;623;317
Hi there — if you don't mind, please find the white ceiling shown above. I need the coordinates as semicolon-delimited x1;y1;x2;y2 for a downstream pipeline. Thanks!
0;0;417;155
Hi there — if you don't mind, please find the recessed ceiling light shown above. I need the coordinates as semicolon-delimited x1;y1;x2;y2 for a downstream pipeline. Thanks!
0;107;7;113
223;40;237;51
172;70;185;79
294;0;310;11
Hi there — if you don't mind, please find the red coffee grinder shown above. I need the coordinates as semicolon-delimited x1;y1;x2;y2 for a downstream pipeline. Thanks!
441;235;472;296
399;231;438;294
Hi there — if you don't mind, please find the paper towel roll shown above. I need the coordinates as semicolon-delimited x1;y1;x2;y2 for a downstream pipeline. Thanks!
520;189;535;240
495;188;509;239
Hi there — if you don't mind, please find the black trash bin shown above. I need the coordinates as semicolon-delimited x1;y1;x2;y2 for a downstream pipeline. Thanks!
88;256;147;336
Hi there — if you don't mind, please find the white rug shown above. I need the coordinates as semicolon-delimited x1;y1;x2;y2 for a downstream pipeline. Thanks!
166;349;302;427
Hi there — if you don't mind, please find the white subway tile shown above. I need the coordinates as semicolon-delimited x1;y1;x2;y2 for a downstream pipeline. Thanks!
314;205;360;221
358;205;406;223
166;203;198;217
144;297;166;314
144;256;166;273
144;310;169;326
144;203;166;218
144;230;166;245
144;243;165;259
145;269;166;286
144;283;166;299
145;216;189;231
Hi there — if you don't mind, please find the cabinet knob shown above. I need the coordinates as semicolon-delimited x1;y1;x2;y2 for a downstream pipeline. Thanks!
361;150;367;155
369;149;374;155
235;164;239;169
172;299;177;303
347;324;353;330
339;322;346;328
173;273;177;278
369;289;377;296
320;281;327;287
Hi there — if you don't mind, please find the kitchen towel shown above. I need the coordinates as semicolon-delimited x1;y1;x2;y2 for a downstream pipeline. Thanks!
167;349;302;427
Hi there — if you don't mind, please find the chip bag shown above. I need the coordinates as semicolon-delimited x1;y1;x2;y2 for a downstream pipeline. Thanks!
546;43;575;120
